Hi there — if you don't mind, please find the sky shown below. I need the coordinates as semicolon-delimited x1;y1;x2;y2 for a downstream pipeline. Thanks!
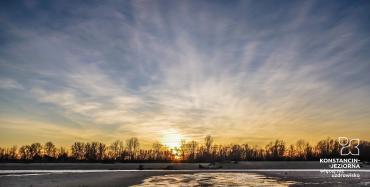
0;0;369;147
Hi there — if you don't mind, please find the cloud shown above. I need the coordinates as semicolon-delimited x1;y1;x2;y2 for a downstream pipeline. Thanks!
0;1;369;145
0;78;24;90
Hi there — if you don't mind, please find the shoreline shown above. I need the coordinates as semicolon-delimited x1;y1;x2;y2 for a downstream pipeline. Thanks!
0;162;369;186
0;161;333;170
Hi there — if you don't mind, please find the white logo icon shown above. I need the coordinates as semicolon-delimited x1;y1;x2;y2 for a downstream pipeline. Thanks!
338;137;360;156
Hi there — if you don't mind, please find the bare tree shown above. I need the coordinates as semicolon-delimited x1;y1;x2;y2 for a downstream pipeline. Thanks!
19;145;31;160
71;142;85;160
2;138;369;162
204;135;214;161
287;144;295;159
295;139;306;159
97;142;106;160
85;142;99;161
188;140;198;161
30;143;42;159
57;146;69;160
180;139;187;160
126;137;139;160
265;140;285;160
315;137;339;158
109;140;124;160
0;146;17;160
231;144;242;161
152;141;163;160
44;141;56;158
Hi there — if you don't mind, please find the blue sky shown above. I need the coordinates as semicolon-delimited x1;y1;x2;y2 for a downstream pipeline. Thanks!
0;0;369;146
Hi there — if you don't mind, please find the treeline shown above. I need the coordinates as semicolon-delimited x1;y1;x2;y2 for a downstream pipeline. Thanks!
0;136;369;162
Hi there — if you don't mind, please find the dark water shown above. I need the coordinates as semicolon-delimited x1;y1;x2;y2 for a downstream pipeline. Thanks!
132;172;296;186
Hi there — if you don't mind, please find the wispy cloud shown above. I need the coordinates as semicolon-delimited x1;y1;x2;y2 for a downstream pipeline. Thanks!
0;78;24;90
0;1;369;145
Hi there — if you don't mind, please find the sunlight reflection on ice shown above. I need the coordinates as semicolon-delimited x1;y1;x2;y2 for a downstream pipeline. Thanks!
133;172;297;186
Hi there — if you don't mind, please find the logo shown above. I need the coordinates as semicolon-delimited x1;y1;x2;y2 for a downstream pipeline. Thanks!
338;137;360;156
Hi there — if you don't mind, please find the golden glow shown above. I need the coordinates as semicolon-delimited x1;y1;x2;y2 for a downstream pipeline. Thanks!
174;155;181;160
161;130;182;149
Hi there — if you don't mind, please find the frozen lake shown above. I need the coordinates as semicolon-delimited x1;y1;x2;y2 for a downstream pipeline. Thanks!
133;172;296;186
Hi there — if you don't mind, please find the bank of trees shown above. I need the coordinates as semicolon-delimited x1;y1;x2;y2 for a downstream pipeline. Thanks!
0;137;369;162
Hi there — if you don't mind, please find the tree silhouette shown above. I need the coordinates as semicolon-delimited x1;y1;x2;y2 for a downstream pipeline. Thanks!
265;140;285;160
0;136;369;162
126;137;139;160
204;135;214;161
71;142;85;160
19;145;31;160
109;140;124;160
188;140;198;161
152;141;163;160
44;141;56;159
180;139;187;160
30;143;42;160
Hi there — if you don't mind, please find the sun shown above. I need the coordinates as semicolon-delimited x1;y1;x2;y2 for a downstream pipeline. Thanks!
161;130;182;149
